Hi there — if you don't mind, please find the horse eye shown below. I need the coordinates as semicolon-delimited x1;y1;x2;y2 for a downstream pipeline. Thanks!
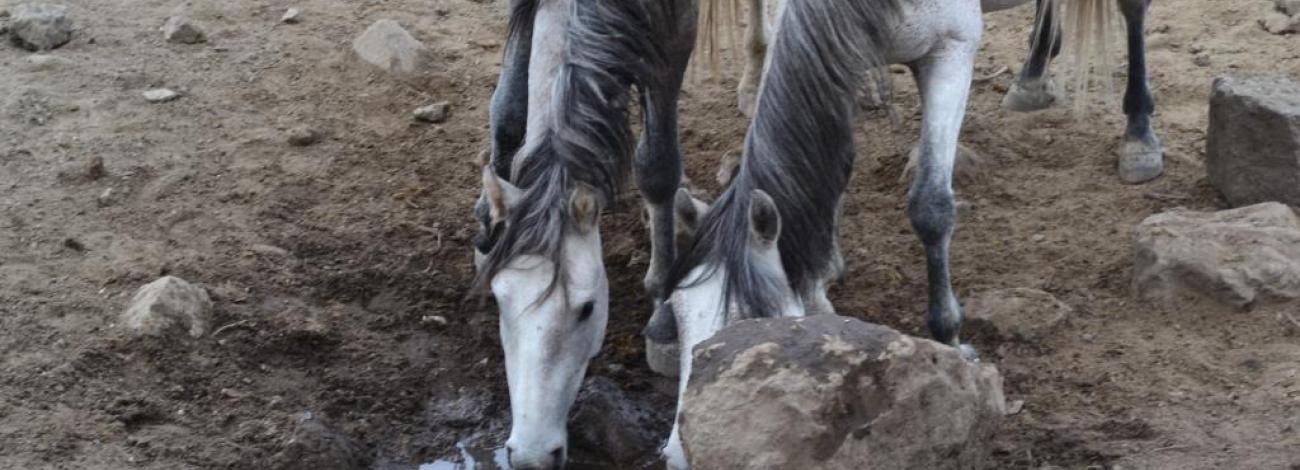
577;301;594;322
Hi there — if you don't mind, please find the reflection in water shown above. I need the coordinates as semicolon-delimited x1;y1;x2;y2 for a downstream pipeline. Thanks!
420;441;510;470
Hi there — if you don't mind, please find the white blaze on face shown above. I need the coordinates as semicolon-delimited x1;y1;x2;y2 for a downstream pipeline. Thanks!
494;229;608;469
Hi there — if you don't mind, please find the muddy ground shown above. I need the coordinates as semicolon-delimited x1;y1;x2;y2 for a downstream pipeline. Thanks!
2;0;1299;468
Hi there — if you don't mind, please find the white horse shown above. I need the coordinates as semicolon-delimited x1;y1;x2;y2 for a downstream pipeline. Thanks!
647;0;1148;467
473;0;696;468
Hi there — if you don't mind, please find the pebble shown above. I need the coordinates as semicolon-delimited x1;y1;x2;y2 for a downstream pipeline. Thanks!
1193;54;1211;67
97;187;115;207
414;102;451;123
421;315;448;326
286;127;320;146
1006;400;1025;415
143;88;180;103
162;14;206;44
280;8;301;24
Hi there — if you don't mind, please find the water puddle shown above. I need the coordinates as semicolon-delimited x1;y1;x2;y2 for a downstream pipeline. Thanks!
420;441;510;470
420;441;626;470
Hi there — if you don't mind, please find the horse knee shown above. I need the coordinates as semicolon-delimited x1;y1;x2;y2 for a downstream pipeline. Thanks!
907;186;955;246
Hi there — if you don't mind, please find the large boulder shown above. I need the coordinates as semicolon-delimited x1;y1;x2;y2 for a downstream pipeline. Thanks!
121;276;213;337
1134;202;1300;308
1207;75;1300;207
351;19;432;74
679;315;1005;470
9;4;73;51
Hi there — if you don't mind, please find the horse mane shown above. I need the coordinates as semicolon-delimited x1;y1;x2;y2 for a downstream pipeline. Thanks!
667;0;901;320
473;0;672;304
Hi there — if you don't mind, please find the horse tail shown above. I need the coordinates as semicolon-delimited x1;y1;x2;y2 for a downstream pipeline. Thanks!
1046;0;1123;114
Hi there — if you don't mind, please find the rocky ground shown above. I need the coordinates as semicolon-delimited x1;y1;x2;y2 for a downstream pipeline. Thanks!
1;0;1299;469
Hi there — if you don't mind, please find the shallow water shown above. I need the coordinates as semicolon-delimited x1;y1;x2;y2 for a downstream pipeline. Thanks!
420;441;632;470
420;442;510;470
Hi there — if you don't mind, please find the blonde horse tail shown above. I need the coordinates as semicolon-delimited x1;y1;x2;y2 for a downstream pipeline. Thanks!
1045;0;1122;115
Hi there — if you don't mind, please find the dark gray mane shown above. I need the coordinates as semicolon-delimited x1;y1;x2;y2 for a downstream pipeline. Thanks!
474;0;672;301
667;0;901;319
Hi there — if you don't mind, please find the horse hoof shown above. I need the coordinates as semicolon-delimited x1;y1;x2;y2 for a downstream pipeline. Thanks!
958;344;980;362
1001;78;1059;113
1118;135;1164;184
645;338;681;377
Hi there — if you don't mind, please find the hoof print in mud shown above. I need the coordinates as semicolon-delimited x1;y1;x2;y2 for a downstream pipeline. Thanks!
680;315;1005;470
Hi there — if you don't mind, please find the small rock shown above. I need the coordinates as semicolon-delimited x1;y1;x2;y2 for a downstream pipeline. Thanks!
964;288;1072;344
1006;400;1025;415
351;19;433;74
413;102;451;123
681;316;1004;469
97;187;115;207
248;244;290;258
569;377;671;466
420;315;448;326
10;4;73;51
25;53;72;70
1192;54;1211;67
121;276;214;338
162;14;206;44
281;8;301;24
1030;233;1047;242
270;412;368;470
1207;75;1300;207
63;237;85;251
1134;202;1300;308
286;127;320;146
142;88;180;103
1260;11;1300;34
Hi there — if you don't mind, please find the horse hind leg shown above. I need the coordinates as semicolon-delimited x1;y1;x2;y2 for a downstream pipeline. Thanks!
908;27;980;361
1003;0;1063;112
1116;0;1162;184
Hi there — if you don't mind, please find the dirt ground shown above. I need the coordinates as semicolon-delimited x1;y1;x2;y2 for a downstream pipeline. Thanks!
2;0;1299;468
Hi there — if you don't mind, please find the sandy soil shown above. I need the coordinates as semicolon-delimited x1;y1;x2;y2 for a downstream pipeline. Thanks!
1;0;1298;469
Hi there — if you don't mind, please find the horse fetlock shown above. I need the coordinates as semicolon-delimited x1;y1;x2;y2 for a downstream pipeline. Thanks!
1001;76;1060;112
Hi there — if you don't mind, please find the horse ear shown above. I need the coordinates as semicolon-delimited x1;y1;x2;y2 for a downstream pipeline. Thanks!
674;188;709;235
748;189;781;247
569;186;601;233
482;166;521;224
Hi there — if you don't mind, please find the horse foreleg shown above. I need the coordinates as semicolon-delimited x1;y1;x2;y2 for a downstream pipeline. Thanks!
488;0;536;178
736;0;768;117
909;33;979;361
1003;0;1063;112
1116;0;1163;184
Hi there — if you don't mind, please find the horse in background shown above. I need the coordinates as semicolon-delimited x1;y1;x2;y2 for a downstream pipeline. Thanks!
716;0;1163;183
